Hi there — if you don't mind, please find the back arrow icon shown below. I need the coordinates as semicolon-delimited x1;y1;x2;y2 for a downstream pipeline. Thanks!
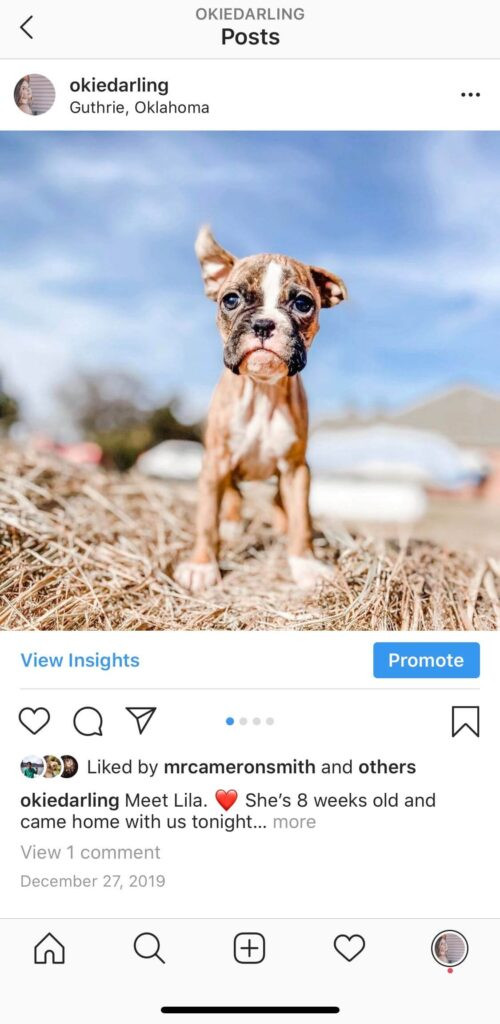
20;15;34;39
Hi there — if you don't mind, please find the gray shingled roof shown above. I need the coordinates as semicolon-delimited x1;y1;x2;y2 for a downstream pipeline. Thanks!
315;387;500;448
390;387;500;447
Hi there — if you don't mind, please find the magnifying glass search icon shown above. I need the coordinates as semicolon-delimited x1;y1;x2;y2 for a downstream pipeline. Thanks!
134;931;165;964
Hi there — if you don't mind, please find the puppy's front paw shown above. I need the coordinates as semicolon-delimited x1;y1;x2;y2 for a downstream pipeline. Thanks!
174;560;221;593
288;555;334;590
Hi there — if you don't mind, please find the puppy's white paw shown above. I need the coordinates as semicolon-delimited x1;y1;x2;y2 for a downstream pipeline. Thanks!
288;555;334;590
174;561;221;593
219;519;245;542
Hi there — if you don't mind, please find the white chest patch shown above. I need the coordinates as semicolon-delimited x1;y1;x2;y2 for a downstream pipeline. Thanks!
229;380;297;472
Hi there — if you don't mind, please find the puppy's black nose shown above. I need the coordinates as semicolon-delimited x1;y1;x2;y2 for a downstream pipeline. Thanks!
253;318;276;341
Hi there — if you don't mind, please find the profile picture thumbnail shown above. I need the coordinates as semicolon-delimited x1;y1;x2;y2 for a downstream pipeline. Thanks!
432;930;469;967
21;756;44;779
61;755;79;779
43;754;63;779
14;74;56;116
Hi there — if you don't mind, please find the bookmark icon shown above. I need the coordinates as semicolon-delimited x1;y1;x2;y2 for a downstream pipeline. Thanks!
451;706;480;738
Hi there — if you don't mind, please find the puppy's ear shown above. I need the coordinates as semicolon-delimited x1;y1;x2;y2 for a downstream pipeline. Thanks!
195;225;237;300
309;266;347;308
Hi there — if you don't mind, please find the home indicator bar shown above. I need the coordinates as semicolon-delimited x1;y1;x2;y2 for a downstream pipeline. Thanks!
161;1009;341;1015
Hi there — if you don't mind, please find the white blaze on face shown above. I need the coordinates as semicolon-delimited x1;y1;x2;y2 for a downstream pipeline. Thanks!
261;260;288;326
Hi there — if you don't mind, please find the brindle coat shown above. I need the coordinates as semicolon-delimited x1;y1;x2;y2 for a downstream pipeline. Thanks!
174;227;347;592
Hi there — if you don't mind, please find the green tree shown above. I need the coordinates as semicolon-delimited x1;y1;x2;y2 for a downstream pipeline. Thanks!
0;376;19;435
57;371;202;470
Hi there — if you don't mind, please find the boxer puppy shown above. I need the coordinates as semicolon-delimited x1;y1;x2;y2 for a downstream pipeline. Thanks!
175;226;347;592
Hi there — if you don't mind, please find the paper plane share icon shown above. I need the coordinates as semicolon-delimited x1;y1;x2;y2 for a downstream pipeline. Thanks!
126;707;157;734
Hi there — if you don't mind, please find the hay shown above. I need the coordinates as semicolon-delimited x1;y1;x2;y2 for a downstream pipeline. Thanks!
0;446;498;630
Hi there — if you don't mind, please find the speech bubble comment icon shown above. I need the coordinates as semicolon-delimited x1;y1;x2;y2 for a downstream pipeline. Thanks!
73;706;103;737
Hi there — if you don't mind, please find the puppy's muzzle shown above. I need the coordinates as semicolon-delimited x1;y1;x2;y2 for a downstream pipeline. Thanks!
248;316;307;375
224;312;308;377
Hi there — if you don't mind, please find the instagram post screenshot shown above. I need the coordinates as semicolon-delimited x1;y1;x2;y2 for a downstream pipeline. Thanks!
0;2;499;1020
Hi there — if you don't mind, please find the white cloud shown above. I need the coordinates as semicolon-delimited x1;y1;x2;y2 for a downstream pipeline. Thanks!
340;252;500;305
424;132;500;239
45;152;154;187
317;133;500;316
0;251;212;433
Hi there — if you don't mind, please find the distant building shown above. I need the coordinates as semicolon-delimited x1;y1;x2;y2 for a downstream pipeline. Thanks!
390;386;500;449
317;386;500;448
310;386;500;516
391;386;500;502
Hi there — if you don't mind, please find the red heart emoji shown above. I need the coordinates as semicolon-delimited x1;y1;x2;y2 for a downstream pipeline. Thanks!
216;789;238;811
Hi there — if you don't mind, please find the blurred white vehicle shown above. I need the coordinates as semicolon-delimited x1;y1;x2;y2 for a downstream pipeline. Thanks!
308;425;488;490
137;440;203;481
310;477;427;523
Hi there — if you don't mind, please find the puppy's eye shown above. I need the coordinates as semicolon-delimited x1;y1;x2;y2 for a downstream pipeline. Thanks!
293;294;314;314
222;292;241;311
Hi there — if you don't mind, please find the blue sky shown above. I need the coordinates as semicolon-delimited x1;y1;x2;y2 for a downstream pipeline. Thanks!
0;130;499;434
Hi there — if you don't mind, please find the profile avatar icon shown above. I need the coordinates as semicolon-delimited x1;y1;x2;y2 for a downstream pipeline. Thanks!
432;930;468;968
43;754;63;779
14;74;56;116
61;755;79;779
20;756;44;779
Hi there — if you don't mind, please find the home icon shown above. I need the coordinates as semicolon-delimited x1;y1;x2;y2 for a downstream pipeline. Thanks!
34;932;65;965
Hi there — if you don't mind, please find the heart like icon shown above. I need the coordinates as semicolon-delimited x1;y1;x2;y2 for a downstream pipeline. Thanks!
215;789;238;811
18;707;51;735
333;934;366;962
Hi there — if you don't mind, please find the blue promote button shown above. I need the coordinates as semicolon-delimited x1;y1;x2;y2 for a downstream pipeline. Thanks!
373;642;480;678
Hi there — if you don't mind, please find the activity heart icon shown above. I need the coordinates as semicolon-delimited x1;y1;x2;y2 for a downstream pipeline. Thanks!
333;934;366;962
18;707;51;735
216;789;238;811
